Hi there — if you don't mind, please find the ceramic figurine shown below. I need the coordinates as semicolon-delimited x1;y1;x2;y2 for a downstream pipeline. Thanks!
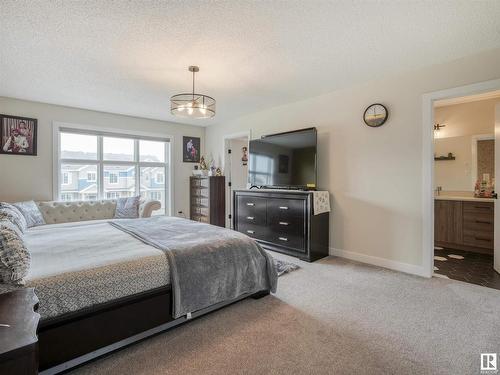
215;167;222;176
242;146;248;166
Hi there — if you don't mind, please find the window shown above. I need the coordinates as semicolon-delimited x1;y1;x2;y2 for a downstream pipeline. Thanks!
62;172;72;185
108;172;118;184
149;191;162;201
155;172;164;184
57;127;171;215
61;193;73;201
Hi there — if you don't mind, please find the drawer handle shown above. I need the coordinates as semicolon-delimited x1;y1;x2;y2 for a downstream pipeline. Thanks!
246;216;255;220
279;206;289;210
0;324;10;328
279;221;289;226
474;206;491;209
246;230;255;234
474;236;491;241
475;220;492;224
246;203;255;206
278;237;288;241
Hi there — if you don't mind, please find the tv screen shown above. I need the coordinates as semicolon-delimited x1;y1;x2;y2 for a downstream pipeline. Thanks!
248;128;317;189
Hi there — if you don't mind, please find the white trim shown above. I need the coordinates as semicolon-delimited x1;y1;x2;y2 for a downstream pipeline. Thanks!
471;133;495;189
422;78;500;279
330;248;428;277
222;130;251;228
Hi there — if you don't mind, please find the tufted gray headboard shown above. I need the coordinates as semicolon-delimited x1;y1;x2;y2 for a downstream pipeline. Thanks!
37;199;161;225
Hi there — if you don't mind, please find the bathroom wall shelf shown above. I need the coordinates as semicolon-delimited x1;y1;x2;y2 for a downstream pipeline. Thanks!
434;153;455;161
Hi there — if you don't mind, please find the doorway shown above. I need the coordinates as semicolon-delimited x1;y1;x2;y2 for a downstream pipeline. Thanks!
223;131;250;228
423;81;500;288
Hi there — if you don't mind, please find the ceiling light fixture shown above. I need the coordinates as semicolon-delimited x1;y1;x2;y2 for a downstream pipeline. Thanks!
170;66;215;119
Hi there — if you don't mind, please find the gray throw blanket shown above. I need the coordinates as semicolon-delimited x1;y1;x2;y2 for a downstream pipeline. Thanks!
110;216;277;318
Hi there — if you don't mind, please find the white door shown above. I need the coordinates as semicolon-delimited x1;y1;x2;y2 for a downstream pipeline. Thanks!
224;137;249;228
495;103;500;273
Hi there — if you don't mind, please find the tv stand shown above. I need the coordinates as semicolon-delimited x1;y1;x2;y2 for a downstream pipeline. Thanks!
233;189;329;262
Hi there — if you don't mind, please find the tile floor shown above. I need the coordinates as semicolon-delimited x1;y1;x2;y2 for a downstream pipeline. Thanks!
434;248;500;290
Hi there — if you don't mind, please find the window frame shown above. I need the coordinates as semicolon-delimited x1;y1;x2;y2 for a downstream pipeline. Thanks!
53;122;173;216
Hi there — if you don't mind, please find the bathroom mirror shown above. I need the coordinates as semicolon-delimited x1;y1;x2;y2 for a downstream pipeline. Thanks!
434;134;495;192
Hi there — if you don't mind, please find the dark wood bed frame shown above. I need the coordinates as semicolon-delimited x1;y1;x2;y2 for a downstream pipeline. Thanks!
37;286;269;374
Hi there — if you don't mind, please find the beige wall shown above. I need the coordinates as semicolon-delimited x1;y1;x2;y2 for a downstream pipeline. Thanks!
205;48;500;272
0;97;205;216
433;98;498;191
434;135;473;191
434;98;499;138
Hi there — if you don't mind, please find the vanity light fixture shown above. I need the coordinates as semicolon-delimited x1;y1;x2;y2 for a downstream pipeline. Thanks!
170;66;216;119
434;123;446;138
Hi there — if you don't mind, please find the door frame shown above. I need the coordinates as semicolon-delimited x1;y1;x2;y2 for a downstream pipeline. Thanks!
222;130;251;228
422;78;500;278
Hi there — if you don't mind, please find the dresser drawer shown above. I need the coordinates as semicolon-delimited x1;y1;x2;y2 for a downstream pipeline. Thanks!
237;223;268;241
463;214;494;233
463;201;494;215
237;196;267;224
267;198;307;218
191;214;209;223
268;232;306;253
463;231;494;248
190;178;209;189
269;215;306;235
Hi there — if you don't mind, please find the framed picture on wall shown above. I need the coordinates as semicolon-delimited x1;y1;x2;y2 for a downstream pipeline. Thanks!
183;136;201;163
0;114;38;156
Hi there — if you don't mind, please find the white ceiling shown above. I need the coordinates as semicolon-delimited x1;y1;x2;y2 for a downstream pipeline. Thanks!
1;1;500;127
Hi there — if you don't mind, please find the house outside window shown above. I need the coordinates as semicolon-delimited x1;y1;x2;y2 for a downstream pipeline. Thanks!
155;173;164;184
108;173;118;184
56;126;171;215
62;172;71;185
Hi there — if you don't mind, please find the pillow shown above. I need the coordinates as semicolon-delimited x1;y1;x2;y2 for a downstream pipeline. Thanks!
0;203;27;233
0;220;31;285
12;200;45;228
114;196;140;219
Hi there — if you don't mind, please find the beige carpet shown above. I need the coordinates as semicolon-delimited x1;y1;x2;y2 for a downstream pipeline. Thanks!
71;253;500;375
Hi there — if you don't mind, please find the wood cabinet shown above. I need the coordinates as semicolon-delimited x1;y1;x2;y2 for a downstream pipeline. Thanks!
0;288;39;375
435;199;494;254
234;190;329;262
190;176;225;227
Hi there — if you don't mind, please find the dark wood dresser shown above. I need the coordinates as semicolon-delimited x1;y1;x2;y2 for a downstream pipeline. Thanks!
234;190;329;262
190;176;225;227
435;199;494;254
0;288;39;375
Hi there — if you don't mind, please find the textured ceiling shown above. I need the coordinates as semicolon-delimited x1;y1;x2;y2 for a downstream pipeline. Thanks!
1;1;500;126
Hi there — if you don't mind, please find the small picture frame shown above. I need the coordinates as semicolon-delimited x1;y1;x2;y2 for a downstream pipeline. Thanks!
183;136;201;163
0;114;38;156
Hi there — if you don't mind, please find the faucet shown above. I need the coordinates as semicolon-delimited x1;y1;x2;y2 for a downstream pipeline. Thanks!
435;186;442;196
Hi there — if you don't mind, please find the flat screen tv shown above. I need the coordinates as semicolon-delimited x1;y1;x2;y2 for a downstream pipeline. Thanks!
248;127;317;189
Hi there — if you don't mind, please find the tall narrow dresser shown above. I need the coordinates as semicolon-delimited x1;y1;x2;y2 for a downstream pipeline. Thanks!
190;176;226;227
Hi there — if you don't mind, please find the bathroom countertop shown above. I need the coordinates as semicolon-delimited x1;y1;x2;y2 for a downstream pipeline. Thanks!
434;195;495;203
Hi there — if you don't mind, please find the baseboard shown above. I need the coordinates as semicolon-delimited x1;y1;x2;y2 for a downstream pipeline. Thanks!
330;247;431;278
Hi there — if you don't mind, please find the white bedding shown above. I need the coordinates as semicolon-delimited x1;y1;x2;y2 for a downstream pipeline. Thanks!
16;220;170;320
25;220;163;280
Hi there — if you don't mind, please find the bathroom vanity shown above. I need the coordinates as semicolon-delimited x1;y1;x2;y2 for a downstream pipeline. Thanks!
435;195;494;254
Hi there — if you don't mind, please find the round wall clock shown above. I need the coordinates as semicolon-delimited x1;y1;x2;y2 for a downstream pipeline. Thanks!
363;103;388;127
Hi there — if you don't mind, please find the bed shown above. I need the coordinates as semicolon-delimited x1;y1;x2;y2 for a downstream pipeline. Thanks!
3;215;277;374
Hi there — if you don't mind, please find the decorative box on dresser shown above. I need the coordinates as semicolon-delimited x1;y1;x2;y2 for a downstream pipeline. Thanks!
190;176;226;227
233;189;329;262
